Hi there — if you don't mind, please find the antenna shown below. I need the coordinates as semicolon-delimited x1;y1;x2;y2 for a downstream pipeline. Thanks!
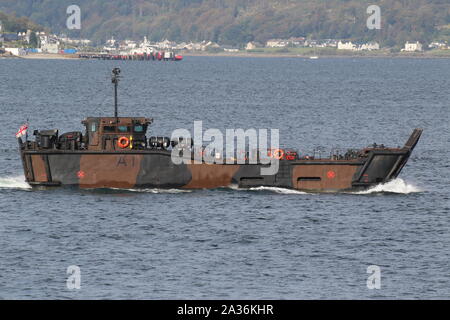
111;67;121;118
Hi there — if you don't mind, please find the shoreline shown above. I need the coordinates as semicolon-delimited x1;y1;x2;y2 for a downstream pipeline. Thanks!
21;53;79;60
2;51;449;60
183;51;450;59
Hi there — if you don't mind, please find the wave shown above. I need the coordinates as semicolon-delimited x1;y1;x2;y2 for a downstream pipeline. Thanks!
119;185;305;195
352;178;422;195
0;175;31;190
109;187;192;194
121;180;420;195
222;184;307;194
248;186;308;195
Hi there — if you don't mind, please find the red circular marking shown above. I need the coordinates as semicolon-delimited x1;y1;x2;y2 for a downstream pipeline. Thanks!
327;171;336;179
77;170;85;179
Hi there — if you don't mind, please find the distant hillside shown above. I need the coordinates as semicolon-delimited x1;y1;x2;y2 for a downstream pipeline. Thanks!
0;11;43;33
0;0;449;46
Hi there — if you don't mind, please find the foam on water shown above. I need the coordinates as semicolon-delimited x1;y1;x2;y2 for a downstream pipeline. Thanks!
111;187;192;194
353;178;422;195
248;186;308;195
236;180;421;195
223;184;307;194
0;175;31;190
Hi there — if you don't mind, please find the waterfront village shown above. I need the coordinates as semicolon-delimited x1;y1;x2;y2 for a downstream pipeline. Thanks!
1;25;449;58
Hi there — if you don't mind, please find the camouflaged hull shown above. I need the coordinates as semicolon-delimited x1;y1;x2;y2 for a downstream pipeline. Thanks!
19;129;422;192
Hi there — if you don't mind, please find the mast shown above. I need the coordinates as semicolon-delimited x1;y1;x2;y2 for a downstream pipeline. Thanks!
111;67;121;119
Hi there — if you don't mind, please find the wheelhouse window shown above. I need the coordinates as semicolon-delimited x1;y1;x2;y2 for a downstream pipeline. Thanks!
134;125;144;133
103;126;116;133
118;126;130;133
91;122;97;132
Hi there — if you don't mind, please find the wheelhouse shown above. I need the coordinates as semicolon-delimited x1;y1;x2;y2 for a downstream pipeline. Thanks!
82;117;152;151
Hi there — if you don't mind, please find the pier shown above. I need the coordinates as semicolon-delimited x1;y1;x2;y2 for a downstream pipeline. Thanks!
78;52;183;61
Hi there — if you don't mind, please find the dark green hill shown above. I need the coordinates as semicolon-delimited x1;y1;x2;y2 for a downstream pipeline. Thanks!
0;11;43;33
0;0;449;46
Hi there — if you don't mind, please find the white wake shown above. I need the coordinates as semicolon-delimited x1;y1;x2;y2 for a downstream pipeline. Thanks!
110;187;192;194
223;184;307;194
353;178;422;195
0;175;31;190
248;186;308;195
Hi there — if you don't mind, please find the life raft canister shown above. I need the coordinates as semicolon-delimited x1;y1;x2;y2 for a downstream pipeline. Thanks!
118;136;130;149
285;150;297;161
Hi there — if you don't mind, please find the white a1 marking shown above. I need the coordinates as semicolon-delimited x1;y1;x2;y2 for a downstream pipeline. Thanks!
67;265;81;289
366;5;381;30
367;265;381;289
66;5;81;30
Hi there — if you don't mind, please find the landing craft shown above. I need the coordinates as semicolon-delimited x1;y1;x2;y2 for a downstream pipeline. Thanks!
18;68;422;192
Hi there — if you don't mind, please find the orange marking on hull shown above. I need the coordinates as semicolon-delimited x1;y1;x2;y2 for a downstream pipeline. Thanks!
327;170;336;179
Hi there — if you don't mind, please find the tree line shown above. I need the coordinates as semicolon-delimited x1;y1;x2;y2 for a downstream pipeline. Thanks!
0;0;449;47
0;11;43;33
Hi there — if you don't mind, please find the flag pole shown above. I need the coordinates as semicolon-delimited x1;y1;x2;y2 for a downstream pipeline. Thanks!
26;118;29;142
111;68;121;121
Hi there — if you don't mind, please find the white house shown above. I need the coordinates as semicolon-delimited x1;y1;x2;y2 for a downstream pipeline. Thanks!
337;41;357;50
185;42;203;51
246;41;262;50
338;41;380;51
41;42;59;54
428;41;447;49
60;36;92;46
38;33;60;47
200;41;220;51
158;39;175;49
289;37;306;47
359;42;380;51
266;39;289;48
174;42;188;50
106;36;116;46
402;41;423;52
